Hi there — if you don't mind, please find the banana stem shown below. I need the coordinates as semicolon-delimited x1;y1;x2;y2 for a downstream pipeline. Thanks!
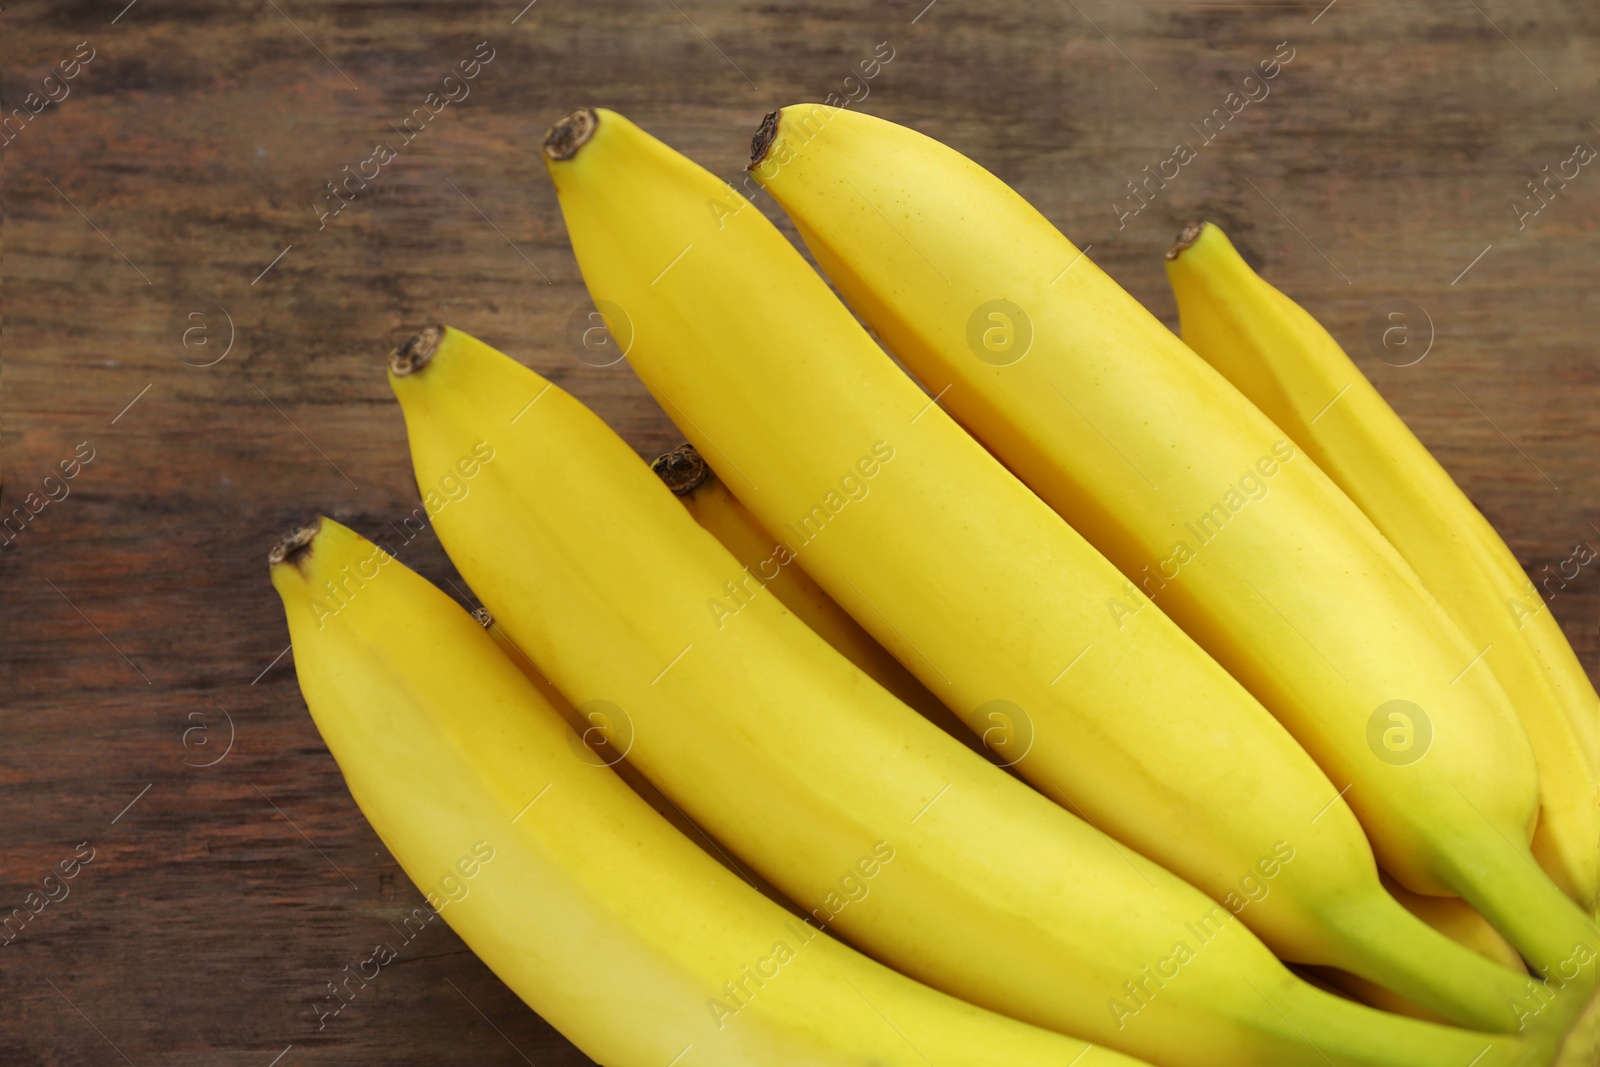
1316;889;1552;1037
1271;981;1534;1067
544;106;598;160
1436;835;1600;1037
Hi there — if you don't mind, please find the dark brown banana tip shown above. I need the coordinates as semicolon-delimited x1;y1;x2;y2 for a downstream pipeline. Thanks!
269;517;322;567
650;443;710;497
749;110;781;169
471;607;494;629
1166;220;1209;260
390;324;443;377
543;108;598;161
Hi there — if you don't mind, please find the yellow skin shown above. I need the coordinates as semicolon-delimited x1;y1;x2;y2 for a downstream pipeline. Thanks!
1165;221;1600;913
389;316;1547;1066
271;518;1146;1067
479;608;791;906
752;102;1597;1005
534;104;1571;1042
652;447;982;752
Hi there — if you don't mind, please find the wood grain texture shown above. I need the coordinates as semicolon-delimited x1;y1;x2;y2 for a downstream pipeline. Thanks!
2;0;1597;1063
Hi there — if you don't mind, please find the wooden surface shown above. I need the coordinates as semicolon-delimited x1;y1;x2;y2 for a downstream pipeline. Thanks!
4;0;1599;1062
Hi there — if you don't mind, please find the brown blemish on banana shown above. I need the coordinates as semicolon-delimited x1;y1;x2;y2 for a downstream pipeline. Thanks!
749;110;781;170
269;518;322;568
390;324;443;377
1166;220;1209;260
543;108;598;161
651;444;710;497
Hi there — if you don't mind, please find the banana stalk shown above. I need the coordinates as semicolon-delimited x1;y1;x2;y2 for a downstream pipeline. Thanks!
1319;876;1529;1024
749;103;1596;1021
1383;872;1527;973
271;517;1143;1067
536;103;1570;1041
1164;220;1600;912
650;443;981;751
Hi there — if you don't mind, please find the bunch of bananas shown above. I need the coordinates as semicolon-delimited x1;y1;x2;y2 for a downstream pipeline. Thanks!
269;104;1600;1065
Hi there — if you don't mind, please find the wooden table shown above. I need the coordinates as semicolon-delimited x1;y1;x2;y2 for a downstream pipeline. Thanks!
4;0;1597;1062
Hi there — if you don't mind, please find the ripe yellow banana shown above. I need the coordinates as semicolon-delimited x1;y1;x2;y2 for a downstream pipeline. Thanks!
476;606;789;904
750;103;1596;1004
1164;220;1600;912
389;321;1545;1066
271;516;1147;1067
535;104;1572;1041
650;443;979;750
